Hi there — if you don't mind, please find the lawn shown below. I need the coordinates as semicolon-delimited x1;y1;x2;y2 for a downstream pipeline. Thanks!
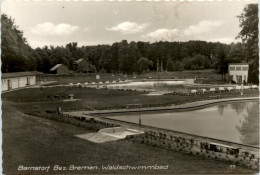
2;86;258;114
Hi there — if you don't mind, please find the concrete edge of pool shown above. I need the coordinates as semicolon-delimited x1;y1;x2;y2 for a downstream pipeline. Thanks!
63;97;260;149
86;96;259;115
63;97;259;148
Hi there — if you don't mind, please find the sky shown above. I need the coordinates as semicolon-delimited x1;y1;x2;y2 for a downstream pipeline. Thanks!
1;1;257;48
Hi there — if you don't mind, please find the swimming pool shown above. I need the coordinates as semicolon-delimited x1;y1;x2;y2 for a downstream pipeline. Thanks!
106;80;185;91
105;101;259;146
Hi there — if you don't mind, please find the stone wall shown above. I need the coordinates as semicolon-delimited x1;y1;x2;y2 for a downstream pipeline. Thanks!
28;112;119;131
127;131;259;170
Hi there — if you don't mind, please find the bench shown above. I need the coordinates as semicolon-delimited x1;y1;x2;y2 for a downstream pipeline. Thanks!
209;142;240;155
191;89;197;94
209;88;216;93
208;95;221;99
252;85;258;89
218;87;225;92
125;104;143;109
235;86;242;90
227;87;234;91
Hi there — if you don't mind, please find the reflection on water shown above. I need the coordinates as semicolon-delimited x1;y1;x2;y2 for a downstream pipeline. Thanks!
235;102;259;146
106;101;259;146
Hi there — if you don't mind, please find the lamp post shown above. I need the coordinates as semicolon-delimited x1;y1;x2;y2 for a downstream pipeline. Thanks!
241;76;244;96
96;74;100;89
138;105;142;128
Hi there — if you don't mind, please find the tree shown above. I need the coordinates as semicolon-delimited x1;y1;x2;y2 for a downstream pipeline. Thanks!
128;41;141;73
118;40;132;73
66;42;84;60
166;58;174;71
226;43;245;63
174;60;184;71
1;14;37;72
66;42;78;56
238;4;259;84
50;46;71;68
99;47;114;72
34;47;51;73
137;57;153;73
213;45;230;80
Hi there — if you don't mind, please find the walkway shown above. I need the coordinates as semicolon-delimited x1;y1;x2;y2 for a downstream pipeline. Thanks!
64;96;259;116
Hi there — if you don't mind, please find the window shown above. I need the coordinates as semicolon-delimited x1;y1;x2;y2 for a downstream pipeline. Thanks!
236;67;241;70
229;67;235;71
242;67;248;71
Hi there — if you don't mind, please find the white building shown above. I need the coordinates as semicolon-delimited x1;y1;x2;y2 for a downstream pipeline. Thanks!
228;63;249;84
2;71;43;92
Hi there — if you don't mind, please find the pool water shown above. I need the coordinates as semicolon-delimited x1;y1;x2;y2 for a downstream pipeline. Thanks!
105;101;259;146
107;80;185;91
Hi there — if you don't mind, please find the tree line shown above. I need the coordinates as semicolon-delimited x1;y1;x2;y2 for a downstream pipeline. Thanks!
34;40;244;74
1;4;258;83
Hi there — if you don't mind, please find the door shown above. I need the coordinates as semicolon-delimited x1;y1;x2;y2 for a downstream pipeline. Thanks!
229;75;233;83
237;76;242;84
27;77;30;85
7;80;12;90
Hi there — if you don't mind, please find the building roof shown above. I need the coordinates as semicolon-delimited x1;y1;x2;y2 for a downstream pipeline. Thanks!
2;71;43;79
50;64;63;71
74;58;96;70
89;64;96;70
74;58;84;64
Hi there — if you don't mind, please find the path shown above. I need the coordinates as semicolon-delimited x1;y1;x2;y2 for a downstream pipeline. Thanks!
64;96;259;116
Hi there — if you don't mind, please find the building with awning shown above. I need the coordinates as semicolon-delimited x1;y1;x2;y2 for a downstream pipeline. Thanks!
228;63;249;84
